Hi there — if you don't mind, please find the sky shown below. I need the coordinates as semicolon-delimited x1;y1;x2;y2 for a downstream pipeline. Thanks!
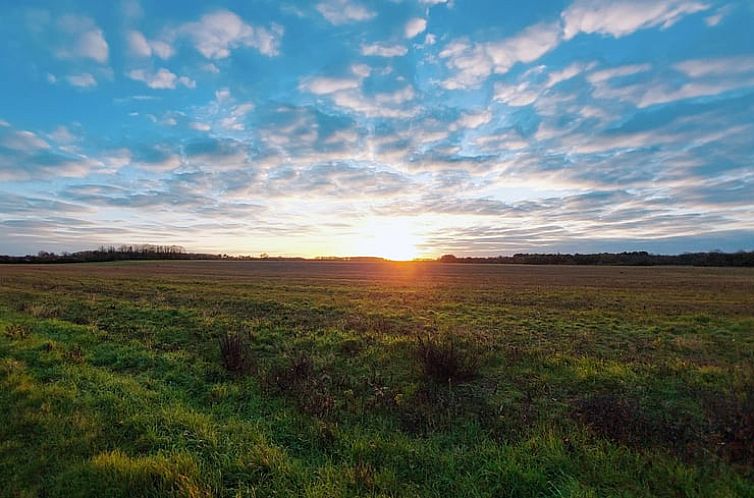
0;0;753;259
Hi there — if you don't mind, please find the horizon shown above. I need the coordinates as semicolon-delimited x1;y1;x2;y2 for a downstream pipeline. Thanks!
3;243;753;262
1;1;754;258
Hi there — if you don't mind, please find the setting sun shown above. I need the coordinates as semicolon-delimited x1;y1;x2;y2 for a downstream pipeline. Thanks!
352;219;422;261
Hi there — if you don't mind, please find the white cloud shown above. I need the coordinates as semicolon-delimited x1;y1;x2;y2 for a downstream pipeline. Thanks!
673;56;754;78
190;122;211;132
562;0;710;40
220;103;254;131
177;76;197;89
589;57;754;108
440;1;711;90
405;18;427;38
486;22;562;74
215;88;231;102
361;42;408;57
126;30;175;59
55;15;109;63
316;0;376;25
1;130;49;152
546;61;595;87
177;10;283;59
127;68;195;90
438;40;493;89
300;77;361;95
493;81;540;106
66;73;97;88
440;22;561;89
150;40;174;59
300;65;368;94
350;63;372;78
704;5;732;27
587;63;651;84
126;30;151;57
456;109;492;129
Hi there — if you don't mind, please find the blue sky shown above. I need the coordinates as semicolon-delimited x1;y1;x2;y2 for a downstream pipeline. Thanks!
0;0;753;258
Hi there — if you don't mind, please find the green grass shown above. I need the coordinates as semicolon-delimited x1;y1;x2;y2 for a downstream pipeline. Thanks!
0;261;752;497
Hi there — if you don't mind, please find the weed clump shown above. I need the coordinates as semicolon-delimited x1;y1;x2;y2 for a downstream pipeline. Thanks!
415;334;481;384
65;344;85;364
264;352;335;417
218;333;253;376
573;394;698;455
705;389;754;465
3;323;29;339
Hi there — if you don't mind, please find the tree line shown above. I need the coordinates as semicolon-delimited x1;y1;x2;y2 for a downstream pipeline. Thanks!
437;251;754;267
1;246;752;266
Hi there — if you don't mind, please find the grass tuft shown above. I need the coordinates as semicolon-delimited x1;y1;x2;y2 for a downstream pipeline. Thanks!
415;334;481;384
218;333;253;375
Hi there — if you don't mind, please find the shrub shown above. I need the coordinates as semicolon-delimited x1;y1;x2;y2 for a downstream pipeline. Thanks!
415;335;480;384
218;333;253;375
65;344;85;364
705;389;754;465
572;394;698;455
3;323;29;339
264;352;335;417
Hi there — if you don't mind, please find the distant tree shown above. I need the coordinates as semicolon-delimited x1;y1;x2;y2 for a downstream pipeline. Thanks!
439;254;458;263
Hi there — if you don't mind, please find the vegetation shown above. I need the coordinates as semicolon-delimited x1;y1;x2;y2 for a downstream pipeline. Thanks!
2;245;754;266
0;261;753;497
439;250;754;267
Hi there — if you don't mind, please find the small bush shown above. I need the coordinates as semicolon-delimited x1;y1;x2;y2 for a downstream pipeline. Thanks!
264;353;335;417
415;335;480;384
218;333;253;375
65;345;85;364
3;323;29;339
573;394;698;454
705;389;754;465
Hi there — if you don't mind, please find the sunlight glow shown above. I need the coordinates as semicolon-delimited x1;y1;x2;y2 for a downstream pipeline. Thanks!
352;218;422;261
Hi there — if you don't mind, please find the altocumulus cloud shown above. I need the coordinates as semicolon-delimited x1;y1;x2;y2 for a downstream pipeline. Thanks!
0;0;752;256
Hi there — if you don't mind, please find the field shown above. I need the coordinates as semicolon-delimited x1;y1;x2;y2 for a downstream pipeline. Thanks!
1;261;753;497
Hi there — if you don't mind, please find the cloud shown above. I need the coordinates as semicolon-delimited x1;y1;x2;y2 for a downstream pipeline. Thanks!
316;0;376;25
190;122;211;132
440;1;711;90
405;18;427;38
590;57;754;108
587;63;651;84
126;30;174;59
55;15;109;63
440;22;561;89
562;0;710;40
127;68;195;89
360;42;408;57
176;10;283;59
455;109;492;129
0;124;128;181
126;30;151;57
300;77;361;94
673;56;754;78
0;129;49;152
66;73;97;88
546;61;595;87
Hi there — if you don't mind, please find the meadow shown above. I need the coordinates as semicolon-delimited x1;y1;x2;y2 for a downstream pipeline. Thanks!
0;261;752;497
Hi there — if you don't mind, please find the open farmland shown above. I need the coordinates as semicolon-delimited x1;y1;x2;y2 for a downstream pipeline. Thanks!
1;261;753;497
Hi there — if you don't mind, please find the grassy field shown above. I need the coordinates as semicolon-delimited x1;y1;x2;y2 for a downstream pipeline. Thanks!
0;261;753;497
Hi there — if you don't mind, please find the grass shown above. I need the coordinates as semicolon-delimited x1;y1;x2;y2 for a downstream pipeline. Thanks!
0;261;753;497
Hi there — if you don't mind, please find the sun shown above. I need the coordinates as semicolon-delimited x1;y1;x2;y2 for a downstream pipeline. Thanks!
353;219;421;261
